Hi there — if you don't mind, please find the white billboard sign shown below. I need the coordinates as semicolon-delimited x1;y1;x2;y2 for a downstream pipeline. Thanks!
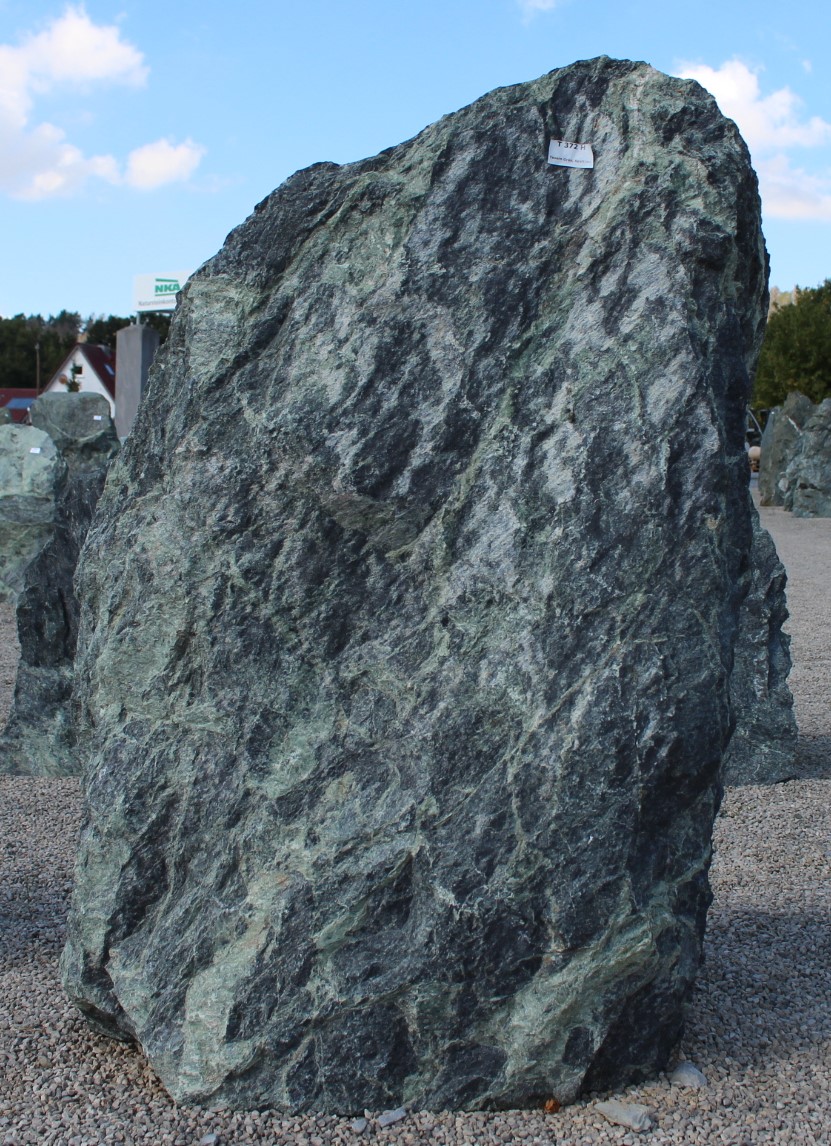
133;271;193;313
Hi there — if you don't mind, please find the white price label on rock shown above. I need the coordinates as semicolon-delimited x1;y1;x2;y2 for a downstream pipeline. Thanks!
29;447;41;454
548;139;594;169
93;415;103;421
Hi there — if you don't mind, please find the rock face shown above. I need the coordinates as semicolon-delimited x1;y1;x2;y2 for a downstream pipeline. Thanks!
61;57;769;1112
782;398;831;517
0;394;118;776
0;424;65;604
758;392;814;507
724;508;797;784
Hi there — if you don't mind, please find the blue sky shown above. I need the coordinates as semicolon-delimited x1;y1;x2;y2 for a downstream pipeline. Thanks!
1;0;830;319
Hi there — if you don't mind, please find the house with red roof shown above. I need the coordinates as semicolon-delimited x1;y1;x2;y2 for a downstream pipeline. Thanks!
42;343;116;416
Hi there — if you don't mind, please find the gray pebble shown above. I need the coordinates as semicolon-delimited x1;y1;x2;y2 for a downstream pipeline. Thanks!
377;1107;407;1127
350;1117;368;1134
595;1100;653;1132
670;1061;708;1088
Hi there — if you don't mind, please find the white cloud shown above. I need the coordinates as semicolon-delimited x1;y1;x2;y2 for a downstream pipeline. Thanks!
24;5;148;90
676;58;831;221
0;118;120;198
516;0;561;19
125;138;206;190
756;155;831;221
677;59;831;153
0;5;203;199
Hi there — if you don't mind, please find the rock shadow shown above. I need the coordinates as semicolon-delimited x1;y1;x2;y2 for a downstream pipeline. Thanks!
792;735;831;780
688;905;831;1070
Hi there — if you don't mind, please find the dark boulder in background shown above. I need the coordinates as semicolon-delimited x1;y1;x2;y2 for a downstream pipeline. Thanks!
30;391;119;465
62;57;770;1112
0;425;64;605
0;393;119;776
758;391;815;507
724;508;797;784
782;398;831;518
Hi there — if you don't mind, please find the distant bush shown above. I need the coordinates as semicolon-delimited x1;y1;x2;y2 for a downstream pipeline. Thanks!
754;280;831;407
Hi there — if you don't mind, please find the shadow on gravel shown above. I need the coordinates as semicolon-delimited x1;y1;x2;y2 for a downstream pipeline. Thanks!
691;906;831;1069
792;735;831;780
0;882;69;965
723;737;830;786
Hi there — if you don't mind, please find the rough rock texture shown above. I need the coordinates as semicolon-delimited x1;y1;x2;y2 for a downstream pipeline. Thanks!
723;507;797;784
0;407;11;425
0;424;65;604
0;394;119;776
782;398;831;517
758;392;814;507
62;57;769;1113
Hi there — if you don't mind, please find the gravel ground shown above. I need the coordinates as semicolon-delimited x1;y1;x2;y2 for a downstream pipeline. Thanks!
0;603;18;728
1;497;829;1145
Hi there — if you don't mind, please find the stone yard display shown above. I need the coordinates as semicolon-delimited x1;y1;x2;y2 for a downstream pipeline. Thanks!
0;393;119;776
63;57;771;1112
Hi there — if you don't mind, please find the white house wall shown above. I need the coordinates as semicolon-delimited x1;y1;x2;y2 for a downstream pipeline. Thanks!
43;347;116;416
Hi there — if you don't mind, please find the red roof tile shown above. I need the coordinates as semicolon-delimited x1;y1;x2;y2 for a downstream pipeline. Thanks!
0;388;38;423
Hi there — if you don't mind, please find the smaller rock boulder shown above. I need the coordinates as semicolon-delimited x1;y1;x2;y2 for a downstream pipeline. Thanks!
595;1100;653;1132
724;507;797;784
758;392;814;506
782;398;831;517
0;425;65;604
0;408;11;425
30;392;119;464
670;1061;708;1088
0;394;119;776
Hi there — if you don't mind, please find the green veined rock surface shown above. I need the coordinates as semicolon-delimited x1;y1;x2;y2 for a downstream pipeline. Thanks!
62;56;769;1112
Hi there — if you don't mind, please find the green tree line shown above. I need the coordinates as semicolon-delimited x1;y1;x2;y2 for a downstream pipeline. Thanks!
0;312;170;391
754;280;831;408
